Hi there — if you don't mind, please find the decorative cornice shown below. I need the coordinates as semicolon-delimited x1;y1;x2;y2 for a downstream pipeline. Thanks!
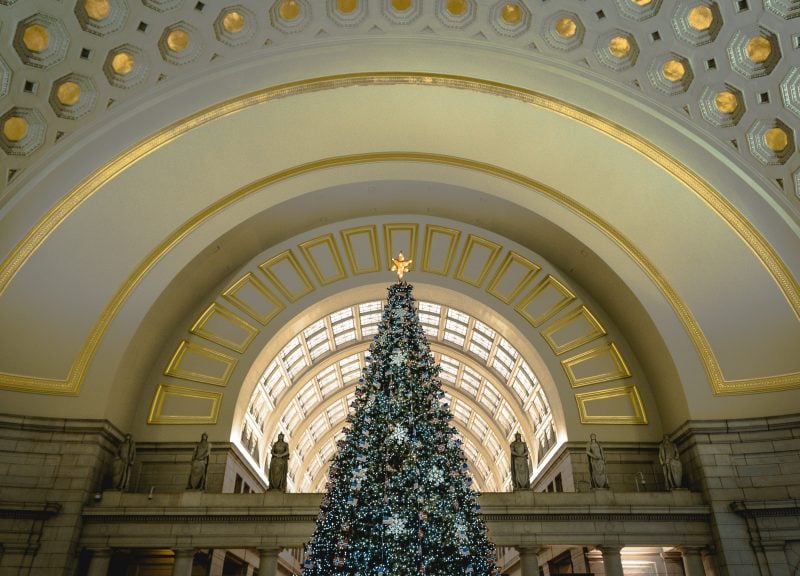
730;500;800;519
0;412;123;443
672;413;800;446
0;501;61;520
82;513;318;523
83;510;710;524
484;512;709;523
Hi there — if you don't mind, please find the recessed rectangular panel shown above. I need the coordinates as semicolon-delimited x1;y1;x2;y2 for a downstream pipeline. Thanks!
340;225;380;274
164;340;237;387
562;342;631;387
487;251;541;304
190;303;259;353
515;275;577;328
148;384;222;424
541;305;607;355
299;234;347;285
454;235;502;287
384;223;418;271
259;250;314;302
222;273;284;325
421;225;461;276
575;385;647;425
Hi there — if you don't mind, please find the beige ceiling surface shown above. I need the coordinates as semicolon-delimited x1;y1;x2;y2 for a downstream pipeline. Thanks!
0;7;799;448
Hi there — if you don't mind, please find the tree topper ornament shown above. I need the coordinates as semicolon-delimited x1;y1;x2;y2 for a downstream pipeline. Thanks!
391;251;412;280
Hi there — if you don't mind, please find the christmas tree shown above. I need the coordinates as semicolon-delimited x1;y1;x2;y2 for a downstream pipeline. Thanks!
302;254;499;576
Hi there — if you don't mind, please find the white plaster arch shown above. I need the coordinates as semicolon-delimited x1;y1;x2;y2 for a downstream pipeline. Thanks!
0;38;797;450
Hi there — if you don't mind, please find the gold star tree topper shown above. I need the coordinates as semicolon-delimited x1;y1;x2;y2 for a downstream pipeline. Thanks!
391;251;412;280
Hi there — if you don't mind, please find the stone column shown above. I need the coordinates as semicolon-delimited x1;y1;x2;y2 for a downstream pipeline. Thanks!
86;548;112;576
172;548;195;576
701;548;718;576
517;546;542;576
259;546;281;576
680;547;707;576
208;549;226;576
600;545;624;576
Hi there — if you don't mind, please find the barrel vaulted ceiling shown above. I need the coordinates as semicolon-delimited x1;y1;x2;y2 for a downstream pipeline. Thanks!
1;0;799;481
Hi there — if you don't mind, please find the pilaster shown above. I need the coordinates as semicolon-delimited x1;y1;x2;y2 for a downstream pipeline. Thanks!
258;546;281;576
517;546;543;576
86;548;112;576
172;548;195;576
599;545;624;576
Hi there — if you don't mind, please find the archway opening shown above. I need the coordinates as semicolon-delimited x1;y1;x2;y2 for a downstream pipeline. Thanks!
235;291;561;492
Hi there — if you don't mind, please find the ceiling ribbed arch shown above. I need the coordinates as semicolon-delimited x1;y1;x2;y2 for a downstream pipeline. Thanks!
240;297;556;492
281;374;514;493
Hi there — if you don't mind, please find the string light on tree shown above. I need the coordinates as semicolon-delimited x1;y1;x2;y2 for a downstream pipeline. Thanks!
302;254;499;575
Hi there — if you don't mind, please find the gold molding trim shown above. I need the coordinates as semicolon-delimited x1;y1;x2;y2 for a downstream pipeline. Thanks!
298;233;347;286
486;251;541;305
340;225;380;275
258;250;314;303
421;224;461;276
222;272;285;325
454;234;502;288
383;223;419;272
190;302;259;354
562;342;631;388
164;340;238;387
541;305;607;355
147;383;222;425
575;385;648;425
515;274;577;328
0;73;796;396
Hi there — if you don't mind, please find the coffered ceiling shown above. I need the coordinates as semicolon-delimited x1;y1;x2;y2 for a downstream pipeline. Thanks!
1;0;799;208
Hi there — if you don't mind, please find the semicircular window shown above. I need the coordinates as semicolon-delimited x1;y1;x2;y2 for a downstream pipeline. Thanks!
239;300;557;492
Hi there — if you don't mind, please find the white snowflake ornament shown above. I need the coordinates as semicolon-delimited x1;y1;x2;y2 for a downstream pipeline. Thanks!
386;515;407;537
390;349;406;366
427;467;445;486
389;425;409;444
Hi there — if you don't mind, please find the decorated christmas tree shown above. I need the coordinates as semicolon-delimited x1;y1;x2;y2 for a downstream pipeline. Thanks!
302;254;499;576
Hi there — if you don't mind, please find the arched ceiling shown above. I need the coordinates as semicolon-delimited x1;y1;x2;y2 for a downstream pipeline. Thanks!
0;0;799;460
0;0;799;207
139;213;664;447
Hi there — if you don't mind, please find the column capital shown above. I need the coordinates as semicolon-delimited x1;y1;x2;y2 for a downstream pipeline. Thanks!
87;547;113;557
86;547;113;576
676;545;706;555
679;545;708;576
172;548;196;557
599;544;623;554
258;546;280;576
516;545;546;555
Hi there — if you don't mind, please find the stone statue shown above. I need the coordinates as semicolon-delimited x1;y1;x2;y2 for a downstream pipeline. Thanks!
659;434;683;490
510;432;531;490
586;433;608;489
268;433;290;491
111;433;136;491
187;432;211;490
